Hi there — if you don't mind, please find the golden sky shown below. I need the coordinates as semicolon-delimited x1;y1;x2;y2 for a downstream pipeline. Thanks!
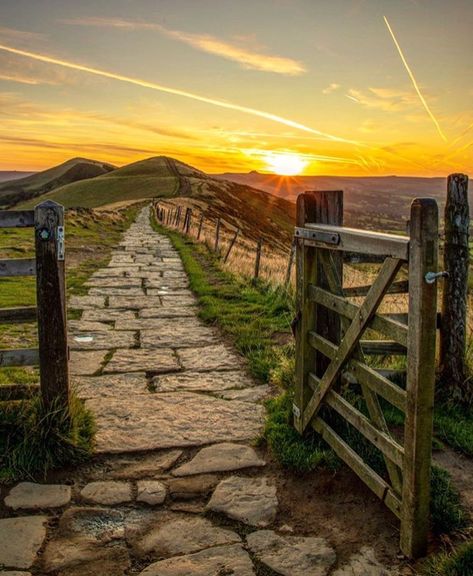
0;0;471;176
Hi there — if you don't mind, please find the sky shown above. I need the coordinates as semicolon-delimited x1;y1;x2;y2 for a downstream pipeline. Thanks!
0;0;471;176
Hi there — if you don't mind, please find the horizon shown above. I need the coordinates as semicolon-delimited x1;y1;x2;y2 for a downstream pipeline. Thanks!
0;0;471;176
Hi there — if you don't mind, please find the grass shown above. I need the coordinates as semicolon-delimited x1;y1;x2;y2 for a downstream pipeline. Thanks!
423;541;473;576
0;392;95;482
153;212;468;538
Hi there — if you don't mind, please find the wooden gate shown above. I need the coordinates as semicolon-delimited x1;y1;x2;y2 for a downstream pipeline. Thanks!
294;190;438;559
0;200;69;409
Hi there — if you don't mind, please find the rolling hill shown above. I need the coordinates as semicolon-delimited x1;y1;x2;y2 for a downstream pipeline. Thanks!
0;171;36;183
214;172;459;231
17;156;296;247
0;158;115;207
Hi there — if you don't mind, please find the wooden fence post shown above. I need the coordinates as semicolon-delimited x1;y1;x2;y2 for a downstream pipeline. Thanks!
197;213;204;240
254;238;263;281
401;198;438;558
285;240;296;288
440;174;470;401
293;190;343;433
175;206;182;227
34;200;69;411
185;208;192;234
224;228;240;263
214;217;221;252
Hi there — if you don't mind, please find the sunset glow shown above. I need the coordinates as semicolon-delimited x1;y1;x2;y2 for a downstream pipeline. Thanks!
0;1;470;176
264;153;308;176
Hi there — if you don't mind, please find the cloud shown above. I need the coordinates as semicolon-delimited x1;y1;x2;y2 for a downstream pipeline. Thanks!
0;26;45;43
61;17;307;76
346;87;419;112
322;83;340;95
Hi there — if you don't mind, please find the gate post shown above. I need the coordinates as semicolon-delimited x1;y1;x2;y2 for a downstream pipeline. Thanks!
34;200;69;411
294;190;343;433
401;198;438;558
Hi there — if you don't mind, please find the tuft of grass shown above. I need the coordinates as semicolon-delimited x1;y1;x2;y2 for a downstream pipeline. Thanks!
264;391;337;472
434;405;473;457
430;466;468;535
0;391;95;482
423;541;473;576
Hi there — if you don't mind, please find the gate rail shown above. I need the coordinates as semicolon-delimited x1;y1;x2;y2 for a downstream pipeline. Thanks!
294;190;438;559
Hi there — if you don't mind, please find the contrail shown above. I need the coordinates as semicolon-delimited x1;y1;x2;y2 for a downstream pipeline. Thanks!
383;16;447;142
0;43;357;145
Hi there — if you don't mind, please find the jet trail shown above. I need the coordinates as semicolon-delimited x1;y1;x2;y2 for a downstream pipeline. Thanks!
0;43;357;145
383;16;447;142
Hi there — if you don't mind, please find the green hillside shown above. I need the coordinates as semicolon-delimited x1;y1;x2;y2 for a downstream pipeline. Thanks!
0;157;115;207
17;155;295;246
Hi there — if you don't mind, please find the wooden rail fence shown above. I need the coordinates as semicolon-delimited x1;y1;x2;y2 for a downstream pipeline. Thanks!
0;200;69;409
294;190;438;559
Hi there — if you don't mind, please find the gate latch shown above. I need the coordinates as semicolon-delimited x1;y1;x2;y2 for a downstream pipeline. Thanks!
57;226;65;261
425;271;448;284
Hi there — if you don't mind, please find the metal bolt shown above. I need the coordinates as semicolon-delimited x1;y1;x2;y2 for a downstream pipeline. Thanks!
425;271;449;284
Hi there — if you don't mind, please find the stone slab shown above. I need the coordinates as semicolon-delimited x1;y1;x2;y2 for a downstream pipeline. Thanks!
247;530;336;576
151;371;255;393
80;481;132;505
135;515;240;558
172;443;265;476
217;385;272;402
85;392;263;453
5;483;71;510
85;277;142;288
139;544;255;576
81;309;135;322
88;287;145;297
69;350;108;376
0;516;48;569
108;296;163;309
136;481;167;505
69;295;105;310
69;320;113;332
103;450;183;480
141;327;217;348
167;475;219;500
103;349;179;374
74;372;148;399
207;476;278;527
138;307;195;318
178;345;243;371
69;330;136;350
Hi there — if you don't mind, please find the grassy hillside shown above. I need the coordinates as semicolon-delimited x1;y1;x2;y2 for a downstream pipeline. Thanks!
0;158;115;207
0;171;36;183
18;156;296;247
215;172;454;232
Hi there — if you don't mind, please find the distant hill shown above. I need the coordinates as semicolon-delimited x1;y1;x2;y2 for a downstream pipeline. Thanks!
0;171;36;183
18;156;295;247
214;172;458;231
0;158;116;207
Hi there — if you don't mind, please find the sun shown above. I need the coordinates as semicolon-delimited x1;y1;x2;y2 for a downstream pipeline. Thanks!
264;152;308;176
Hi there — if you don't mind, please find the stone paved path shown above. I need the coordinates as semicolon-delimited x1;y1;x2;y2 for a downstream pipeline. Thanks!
0;207;395;575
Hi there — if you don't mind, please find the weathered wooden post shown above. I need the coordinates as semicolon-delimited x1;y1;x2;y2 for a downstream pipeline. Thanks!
175;206;182;227
293;190;343;433
401;198;438;558
284;240;296;288
184;208;192;234
34;200;69;411
197;213;204;240
253;238;263;281
440;174;470;401
214;217;221;253
224;228;240;263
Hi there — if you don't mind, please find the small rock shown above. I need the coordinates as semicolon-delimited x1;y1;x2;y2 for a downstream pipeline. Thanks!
5;483;71;510
135;515;241;558
333;547;395;576
81;481;132;505
0;516;48;569
137;481;167;505
247;530;336;576
172;442;265;476
207;475;278;527
167;474;219;500
138;544;255;576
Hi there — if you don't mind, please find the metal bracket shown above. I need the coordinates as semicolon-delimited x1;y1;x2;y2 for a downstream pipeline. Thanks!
292;403;301;419
57;226;65;261
425;271;448;284
294;227;340;245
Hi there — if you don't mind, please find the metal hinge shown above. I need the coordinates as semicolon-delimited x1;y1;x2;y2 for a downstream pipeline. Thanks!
57;226;65;261
294;227;340;245
292;403;301;419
